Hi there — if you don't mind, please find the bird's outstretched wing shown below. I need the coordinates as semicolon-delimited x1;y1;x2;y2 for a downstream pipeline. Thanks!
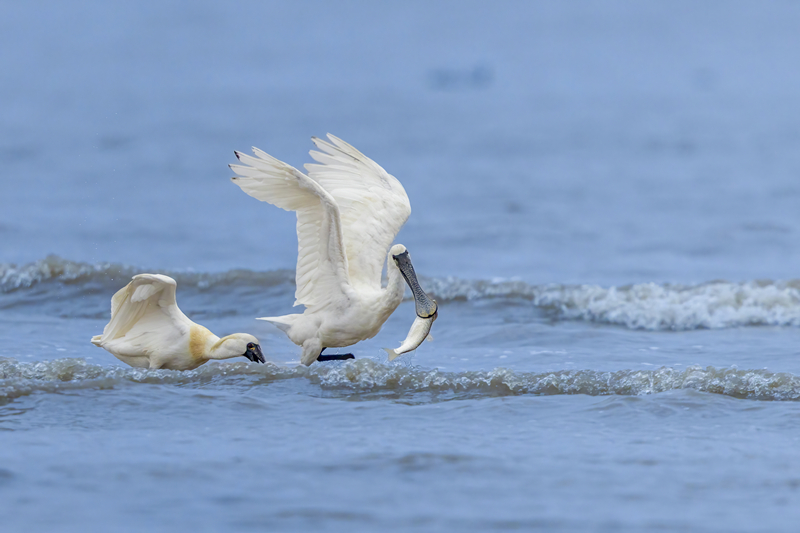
95;274;189;345
230;149;351;309
304;134;411;292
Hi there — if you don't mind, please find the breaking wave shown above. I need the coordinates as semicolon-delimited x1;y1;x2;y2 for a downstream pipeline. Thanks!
532;280;800;330
3;256;800;330
2;357;800;405
0;255;294;293
426;277;800;330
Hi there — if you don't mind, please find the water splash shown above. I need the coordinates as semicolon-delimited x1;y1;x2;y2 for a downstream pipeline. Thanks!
3;357;799;404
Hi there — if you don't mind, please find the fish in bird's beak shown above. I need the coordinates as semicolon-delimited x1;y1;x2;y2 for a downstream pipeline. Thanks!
244;343;265;364
384;311;437;360
392;250;438;319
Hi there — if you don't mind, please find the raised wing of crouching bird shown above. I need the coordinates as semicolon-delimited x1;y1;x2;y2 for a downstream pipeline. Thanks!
91;274;265;370
230;134;437;366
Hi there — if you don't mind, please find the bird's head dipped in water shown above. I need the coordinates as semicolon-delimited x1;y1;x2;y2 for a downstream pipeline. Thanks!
215;333;265;364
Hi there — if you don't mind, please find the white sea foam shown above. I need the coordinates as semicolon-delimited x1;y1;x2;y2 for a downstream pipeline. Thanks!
2;357;799;404
532;280;800;330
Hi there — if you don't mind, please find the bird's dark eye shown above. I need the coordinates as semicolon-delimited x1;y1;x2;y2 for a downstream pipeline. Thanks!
247;343;254;349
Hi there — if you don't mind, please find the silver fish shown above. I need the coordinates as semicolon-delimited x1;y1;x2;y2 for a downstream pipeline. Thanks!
384;310;437;361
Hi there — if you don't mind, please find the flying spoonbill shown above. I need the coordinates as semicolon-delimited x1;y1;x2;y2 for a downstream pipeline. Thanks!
230;134;437;365
91;274;265;370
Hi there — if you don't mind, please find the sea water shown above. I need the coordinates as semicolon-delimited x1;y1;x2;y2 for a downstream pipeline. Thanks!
3;2;800;531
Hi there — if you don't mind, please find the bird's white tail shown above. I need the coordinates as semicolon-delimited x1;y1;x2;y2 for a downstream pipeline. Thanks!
91;335;102;346
257;315;299;334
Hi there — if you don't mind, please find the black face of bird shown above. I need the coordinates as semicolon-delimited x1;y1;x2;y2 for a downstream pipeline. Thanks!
392;249;438;319
243;343;265;364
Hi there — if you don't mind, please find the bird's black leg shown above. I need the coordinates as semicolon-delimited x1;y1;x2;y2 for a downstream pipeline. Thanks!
316;348;355;362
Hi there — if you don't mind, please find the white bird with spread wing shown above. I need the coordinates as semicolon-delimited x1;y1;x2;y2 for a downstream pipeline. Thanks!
91;274;265;370
230;134;437;365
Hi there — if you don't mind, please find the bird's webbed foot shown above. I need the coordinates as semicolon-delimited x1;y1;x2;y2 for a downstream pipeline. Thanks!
316;348;355;362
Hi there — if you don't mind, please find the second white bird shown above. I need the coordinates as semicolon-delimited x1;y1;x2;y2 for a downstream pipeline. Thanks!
91;274;265;370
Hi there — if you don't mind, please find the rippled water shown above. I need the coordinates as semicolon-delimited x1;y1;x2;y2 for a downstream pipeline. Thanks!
6;356;800;405
4;1;800;532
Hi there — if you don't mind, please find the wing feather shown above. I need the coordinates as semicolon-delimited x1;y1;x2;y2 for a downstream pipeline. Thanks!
230;149;350;308
97;274;187;344
304;134;411;291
